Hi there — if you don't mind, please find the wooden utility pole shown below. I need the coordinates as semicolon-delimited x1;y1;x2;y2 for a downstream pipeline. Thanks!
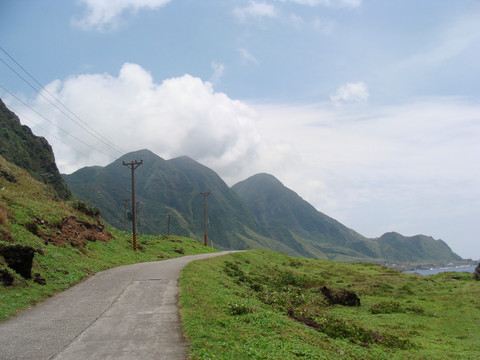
123;198;129;231
200;192;211;246
167;214;171;236
122;160;143;251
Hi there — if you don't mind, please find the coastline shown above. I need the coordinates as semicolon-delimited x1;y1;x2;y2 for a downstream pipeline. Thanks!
404;264;477;276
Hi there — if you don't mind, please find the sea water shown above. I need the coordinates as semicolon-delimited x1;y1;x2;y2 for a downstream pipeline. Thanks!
406;265;477;276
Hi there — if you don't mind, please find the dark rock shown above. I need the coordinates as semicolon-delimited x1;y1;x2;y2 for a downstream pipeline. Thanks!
0;268;14;286
474;262;480;281
0;245;35;279
287;308;320;330
320;285;361;306
33;273;46;285
54;269;69;275
24;221;40;235
0;169;16;183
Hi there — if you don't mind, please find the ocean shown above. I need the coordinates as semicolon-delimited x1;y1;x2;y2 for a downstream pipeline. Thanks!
405;265;477;276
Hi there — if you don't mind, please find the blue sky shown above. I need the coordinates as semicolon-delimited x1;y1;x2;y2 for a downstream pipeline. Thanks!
1;0;479;259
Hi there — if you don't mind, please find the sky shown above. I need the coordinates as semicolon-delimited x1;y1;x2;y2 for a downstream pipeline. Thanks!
0;0;479;259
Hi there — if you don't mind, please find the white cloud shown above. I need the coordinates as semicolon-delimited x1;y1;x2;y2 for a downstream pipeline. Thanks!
337;0;362;8
287;0;362;8
238;48;260;65
9;63;260;178
233;2;278;22
330;82;370;104
288;14;335;34
210;61;225;85
252;98;480;258
73;0;172;31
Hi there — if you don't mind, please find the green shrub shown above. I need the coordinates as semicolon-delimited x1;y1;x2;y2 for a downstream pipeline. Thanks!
369;300;404;314
406;304;425;314
71;200;101;218
229;302;253;315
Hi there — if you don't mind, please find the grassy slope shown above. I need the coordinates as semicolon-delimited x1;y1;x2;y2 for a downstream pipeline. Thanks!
0;156;216;322
180;250;480;360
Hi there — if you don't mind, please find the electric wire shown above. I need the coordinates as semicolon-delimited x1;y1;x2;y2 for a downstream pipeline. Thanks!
0;45;127;156
6;106;93;160
0;56;122;158
0;46;126;154
0;83;118;160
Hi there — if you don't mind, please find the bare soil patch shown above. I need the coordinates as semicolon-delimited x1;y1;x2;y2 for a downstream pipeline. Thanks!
26;216;113;248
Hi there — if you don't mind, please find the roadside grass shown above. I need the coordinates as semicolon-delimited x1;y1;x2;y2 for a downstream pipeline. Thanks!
0;156;216;322
180;250;480;359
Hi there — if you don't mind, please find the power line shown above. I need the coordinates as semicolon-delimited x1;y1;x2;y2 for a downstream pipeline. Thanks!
0;84;117;160
0;56;124;156
6;105;92;160
0;57;119;155
0;45;127;155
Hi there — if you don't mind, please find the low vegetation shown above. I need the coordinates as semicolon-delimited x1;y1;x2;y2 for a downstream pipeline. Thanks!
2;154;479;359
180;250;480;359
0;156;215;322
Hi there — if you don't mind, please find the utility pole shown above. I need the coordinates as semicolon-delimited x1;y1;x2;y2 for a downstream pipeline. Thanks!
135;201;143;231
167;214;171;236
41;172;54;198
123;198;129;231
122;160;143;251
200;192;211;246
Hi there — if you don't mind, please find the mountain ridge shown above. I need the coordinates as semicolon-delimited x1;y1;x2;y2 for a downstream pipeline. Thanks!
64;149;462;263
64;149;298;254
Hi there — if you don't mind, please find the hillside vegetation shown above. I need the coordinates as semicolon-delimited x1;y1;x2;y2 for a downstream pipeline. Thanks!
63;149;296;254
0;99;70;200
64;149;463;264
180;250;480;359
233;173;462;263
0;155;216;321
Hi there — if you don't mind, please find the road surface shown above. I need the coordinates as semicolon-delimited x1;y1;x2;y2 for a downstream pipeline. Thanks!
0;252;236;360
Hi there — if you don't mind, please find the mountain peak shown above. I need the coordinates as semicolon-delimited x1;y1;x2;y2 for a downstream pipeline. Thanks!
171;155;195;162
233;173;285;191
120;149;162;162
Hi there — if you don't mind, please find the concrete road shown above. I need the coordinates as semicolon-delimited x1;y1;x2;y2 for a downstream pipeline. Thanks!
0;252;236;360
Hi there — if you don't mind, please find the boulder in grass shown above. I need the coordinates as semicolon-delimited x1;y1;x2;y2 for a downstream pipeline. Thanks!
0;245;35;279
320;285;361;306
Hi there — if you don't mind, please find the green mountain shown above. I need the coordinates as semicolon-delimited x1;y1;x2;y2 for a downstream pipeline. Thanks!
63;149;295;253
375;232;462;263
0;99;70;199
64;150;462;263
232;173;462;263
232;173;373;260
